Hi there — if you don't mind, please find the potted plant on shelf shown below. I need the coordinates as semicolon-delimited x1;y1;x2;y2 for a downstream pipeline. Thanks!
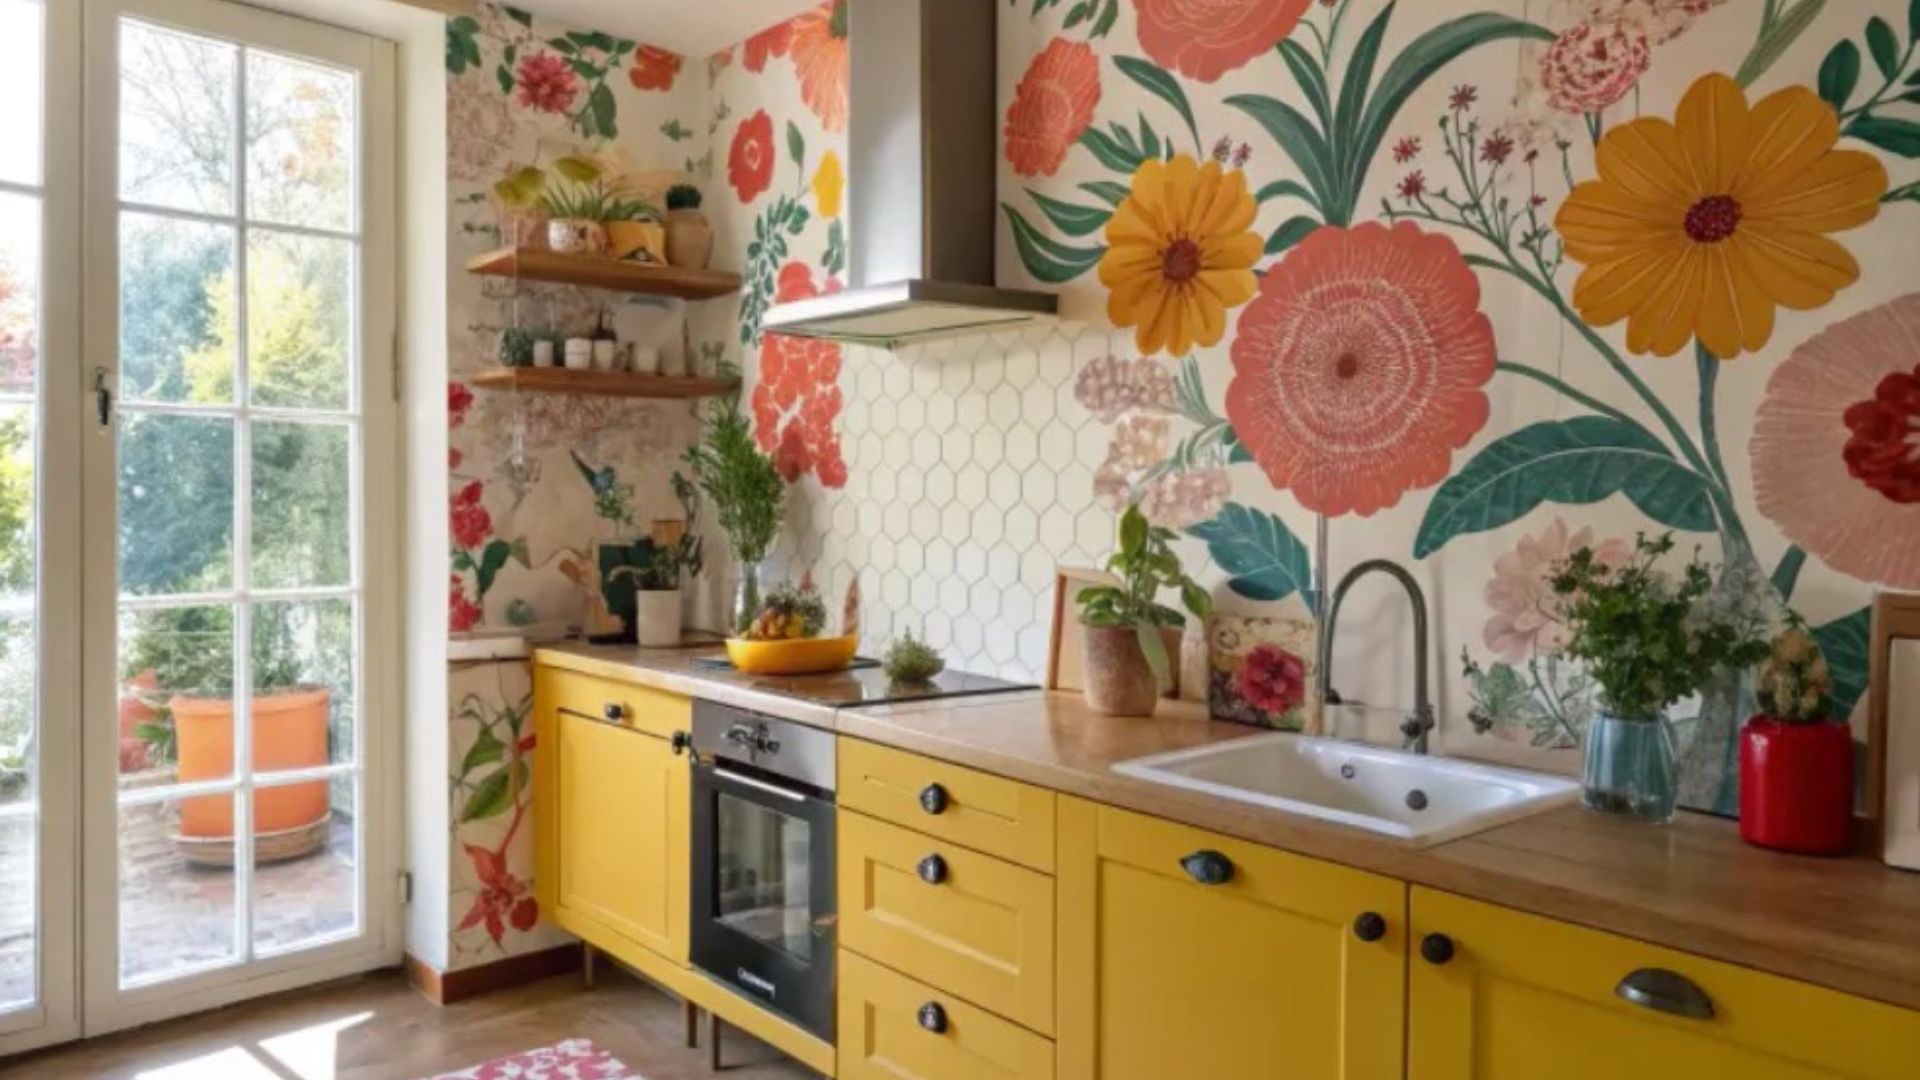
664;183;713;269
684;398;784;634
1551;533;1769;824
497;155;659;257
1740;617;1853;854
1077;504;1212;718
122;606;333;864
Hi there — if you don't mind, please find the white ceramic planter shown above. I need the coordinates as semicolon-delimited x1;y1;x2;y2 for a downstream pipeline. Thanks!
635;590;682;648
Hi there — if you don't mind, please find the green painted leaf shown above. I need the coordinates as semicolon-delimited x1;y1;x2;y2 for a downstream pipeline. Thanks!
1029;190;1114;237
1736;0;1828;87
476;539;515;598
1333;2;1394;197
460;728;505;777
1813;606;1872;720
1255;178;1322;215
1091;0;1121;37
1413;418;1717;558
504;6;533;27
1911;0;1920;40
1078;126;1144;173
1224;93;1335;216
1820;40;1862;111
1848;114;1920;156
1276;39;1331;131
1003;203;1104;284
786;119;806;174
589;83;617;139
1189;503;1312;602
495;64;514;95
1266;215;1320;256
1080;180;1131;206
1115;56;1200;153
1868;16;1901;81
460;768;513;822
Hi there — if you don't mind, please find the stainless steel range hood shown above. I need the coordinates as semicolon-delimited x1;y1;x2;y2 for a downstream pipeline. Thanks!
761;0;1058;349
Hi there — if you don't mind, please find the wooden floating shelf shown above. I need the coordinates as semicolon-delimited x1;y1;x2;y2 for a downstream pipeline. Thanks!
470;367;740;400
465;246;743;300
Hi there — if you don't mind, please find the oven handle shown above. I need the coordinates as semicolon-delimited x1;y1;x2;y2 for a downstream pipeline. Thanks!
711;766;809;804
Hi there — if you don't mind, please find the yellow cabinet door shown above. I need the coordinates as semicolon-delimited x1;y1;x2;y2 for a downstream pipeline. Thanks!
1409;887;1920;1080
538;704;689;963
1057;797;1406;1080
839;950;1056;1080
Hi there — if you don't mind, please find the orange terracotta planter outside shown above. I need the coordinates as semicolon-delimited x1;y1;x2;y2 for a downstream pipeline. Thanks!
173;688;332;839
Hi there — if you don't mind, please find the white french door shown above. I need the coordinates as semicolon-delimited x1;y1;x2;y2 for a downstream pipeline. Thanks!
0;0;399;1053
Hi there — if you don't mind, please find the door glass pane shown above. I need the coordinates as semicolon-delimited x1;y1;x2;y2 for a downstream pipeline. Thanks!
253;774;355;955
0;1;43;188
0;812;33;1011
118;414;234;595
253;600;353;769
0;194;40;396
716;792;813;961
119;19;236;215
245;51;354;232
246;230;350;410
119;796;238;985
119;213;235;405
118;604;236;791
252;422;349;589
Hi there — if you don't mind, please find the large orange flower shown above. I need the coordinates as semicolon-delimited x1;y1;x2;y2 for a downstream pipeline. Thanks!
790;0;849;133
1005;38;1102;179
1098;154;1260;357
628;45;680;92
1556;72;1887;360
1227;222;1495;518
1133;0;1312;83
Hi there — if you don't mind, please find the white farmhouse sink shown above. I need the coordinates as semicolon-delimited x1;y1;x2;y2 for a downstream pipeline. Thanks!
1113;732;1580;847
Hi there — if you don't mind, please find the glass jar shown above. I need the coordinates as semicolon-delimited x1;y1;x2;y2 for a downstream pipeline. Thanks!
1582;711;1679;823
729;560;763;637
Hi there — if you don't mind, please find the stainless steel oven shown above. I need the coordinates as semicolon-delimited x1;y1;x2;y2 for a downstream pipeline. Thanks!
689;700;836;1040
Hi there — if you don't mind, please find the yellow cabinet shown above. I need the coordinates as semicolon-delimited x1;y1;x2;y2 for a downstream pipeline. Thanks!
1409;887;1920;1080
839;950;1056;1080
534;682;689;964
1056;797;1406;1080
839;738;1056;872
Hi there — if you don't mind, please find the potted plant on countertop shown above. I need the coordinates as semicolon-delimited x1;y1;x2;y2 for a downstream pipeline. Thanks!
1740;617;1853;855
1077;503;1212;718
616;474;706;648
684;397;784;635
664;183;713;270
1551;533;1769;824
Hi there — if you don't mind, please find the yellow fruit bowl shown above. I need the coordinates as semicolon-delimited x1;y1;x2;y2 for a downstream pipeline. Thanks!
724;635;860;676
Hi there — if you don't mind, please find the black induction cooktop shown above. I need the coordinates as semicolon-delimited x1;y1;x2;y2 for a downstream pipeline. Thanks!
690;658;1036;708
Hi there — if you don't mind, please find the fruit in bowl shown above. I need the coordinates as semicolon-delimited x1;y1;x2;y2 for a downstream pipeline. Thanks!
743;583;828;641
727;583;855;674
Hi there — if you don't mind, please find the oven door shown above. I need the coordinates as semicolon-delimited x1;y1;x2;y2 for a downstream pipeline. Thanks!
690;760;836;1039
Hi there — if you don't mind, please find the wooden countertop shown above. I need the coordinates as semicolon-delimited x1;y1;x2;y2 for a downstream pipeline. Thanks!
535;645;1920;1011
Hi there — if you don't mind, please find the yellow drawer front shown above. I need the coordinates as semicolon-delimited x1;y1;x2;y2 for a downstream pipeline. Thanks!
839;950;1055;1080
1409;887;1920;1080
540;664;691;742
839;809;1056;1034
838;738;1055;872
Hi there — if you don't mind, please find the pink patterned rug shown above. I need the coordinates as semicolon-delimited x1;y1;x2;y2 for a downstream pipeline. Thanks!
426;1038;641;1079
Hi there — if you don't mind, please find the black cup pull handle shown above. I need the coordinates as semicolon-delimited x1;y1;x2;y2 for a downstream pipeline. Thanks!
1420;933;1456;966
919;783;950;815
1179;849;1234;885
669;730;691;757
917;1001;948;1034
1616;968;1715;1020
1352;912;1388;942
917;853;948;885
602;702;624;722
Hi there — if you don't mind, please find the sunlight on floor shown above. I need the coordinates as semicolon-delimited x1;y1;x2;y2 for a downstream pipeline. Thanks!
134;1009;371;1080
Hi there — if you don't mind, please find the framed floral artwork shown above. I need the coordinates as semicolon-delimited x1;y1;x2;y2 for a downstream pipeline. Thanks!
1208;614;1320;733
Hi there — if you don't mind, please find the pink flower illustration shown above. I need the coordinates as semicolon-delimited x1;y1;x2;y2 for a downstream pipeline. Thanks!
1483;518;1630;663
457;842;537;947
513;52;578;114
449;381;473;429
1236;644;1307;716
450;481;493;550
1133;0;1312;83
1541;22;1650;114
450;576;482;634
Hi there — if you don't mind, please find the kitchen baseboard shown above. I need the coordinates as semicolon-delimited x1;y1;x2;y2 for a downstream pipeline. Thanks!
404;943;583;1006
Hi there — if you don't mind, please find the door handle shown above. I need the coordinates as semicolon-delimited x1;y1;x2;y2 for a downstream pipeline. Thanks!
1615;968;1715;1020
1352;912;1388;942
1419;933;1455;965
93;367;114;427
711;766;807;803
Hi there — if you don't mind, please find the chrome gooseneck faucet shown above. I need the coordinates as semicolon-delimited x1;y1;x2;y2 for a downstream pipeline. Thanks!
1319;560;1436;755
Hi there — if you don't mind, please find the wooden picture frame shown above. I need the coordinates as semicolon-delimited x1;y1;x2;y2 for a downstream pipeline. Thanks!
1046;567;1119;693
1871;592;1920;867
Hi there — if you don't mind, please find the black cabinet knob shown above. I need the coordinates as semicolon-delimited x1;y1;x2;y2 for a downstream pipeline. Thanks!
917;853;948;885
669;730;691;757
919;783;950;815
917;1001;947;1034
1353;912;1388;942
602;702;624;722
1420;933;1456;966
1179;849;1235;885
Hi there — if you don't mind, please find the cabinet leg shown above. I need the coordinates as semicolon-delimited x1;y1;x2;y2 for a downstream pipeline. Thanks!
581;943;595;990
706;1010;726;1071
683;998;699;1049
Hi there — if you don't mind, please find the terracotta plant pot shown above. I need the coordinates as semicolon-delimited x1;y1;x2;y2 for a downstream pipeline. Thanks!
1739;716;1854;855
635;589;683;648
172;688;332;858
665;209;713;269
547;217;608;256
1081;624;1161;717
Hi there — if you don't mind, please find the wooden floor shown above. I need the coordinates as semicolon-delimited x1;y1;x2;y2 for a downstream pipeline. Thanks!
2;965;820;1079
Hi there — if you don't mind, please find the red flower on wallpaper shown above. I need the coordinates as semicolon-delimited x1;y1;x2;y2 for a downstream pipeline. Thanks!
728;109;776;204
1235;644;1307;716
742;18;793;73
513;52;578;114
1541;21;1651;114
1132;0;1312;83
450;480;494;550
790;0;850;132
1226;221;1495;518
1005;38;1102;178
753;262;848;489
458;842;537;947
628;44;682;92
450;575;482;634
449;381;473;429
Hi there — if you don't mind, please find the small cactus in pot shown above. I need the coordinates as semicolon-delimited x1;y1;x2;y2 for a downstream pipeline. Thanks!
1740;616;1853;855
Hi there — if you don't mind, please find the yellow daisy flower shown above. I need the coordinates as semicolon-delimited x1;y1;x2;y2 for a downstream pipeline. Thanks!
811;149;845;220
1099;154;1261;357
1556;72;1888;360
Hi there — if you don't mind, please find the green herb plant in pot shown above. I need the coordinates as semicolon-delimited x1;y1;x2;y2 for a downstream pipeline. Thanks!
1551;533;1769;824
684;397;784;635
1077;504;1211;717
617;474;705;648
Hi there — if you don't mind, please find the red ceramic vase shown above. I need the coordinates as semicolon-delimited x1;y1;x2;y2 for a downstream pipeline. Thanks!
1738;716;1854;855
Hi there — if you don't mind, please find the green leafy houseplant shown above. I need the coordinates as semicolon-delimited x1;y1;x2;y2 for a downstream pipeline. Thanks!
684;398;783;567
1078;503;1212;697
